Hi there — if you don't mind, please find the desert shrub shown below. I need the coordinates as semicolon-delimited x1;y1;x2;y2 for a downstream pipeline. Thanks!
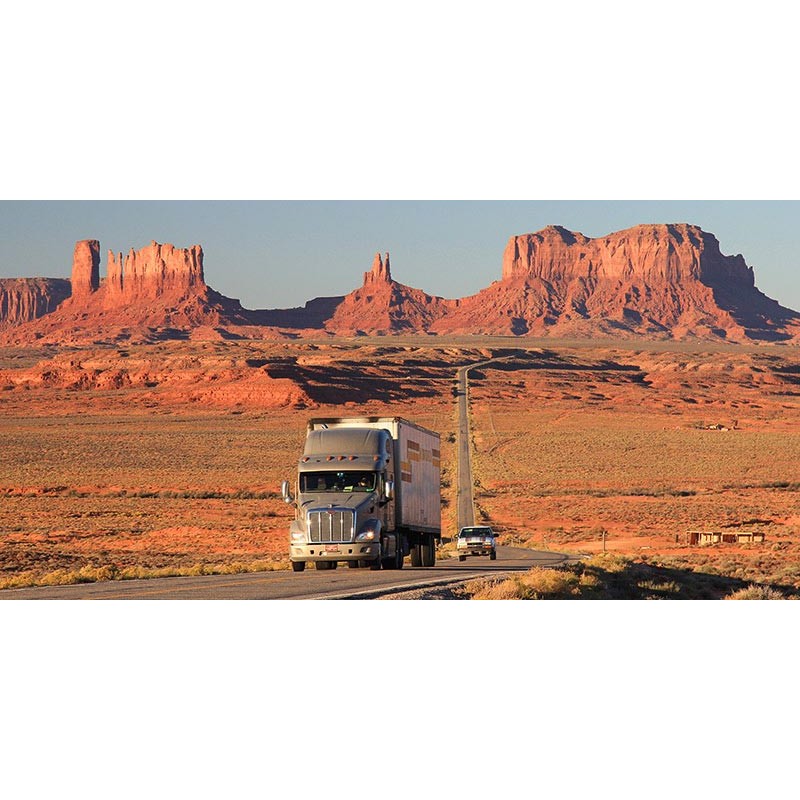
578;572;601;591
637;579;681;596
469;578;524;600
517;568;580;598
583;553;631;573
468;567;580;599
724;584;786;600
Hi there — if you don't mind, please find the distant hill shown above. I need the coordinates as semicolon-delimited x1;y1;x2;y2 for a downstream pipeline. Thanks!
2;224;798;344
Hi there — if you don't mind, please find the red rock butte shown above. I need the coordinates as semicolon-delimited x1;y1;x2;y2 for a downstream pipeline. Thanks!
1;224;798;343
103;240;206;302
63;239;206;305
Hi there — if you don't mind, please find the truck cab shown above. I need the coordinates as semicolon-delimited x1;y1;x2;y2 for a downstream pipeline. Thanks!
456;526;497;561
282;417;441;572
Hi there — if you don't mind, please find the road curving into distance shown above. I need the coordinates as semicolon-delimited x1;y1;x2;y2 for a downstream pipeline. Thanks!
455;357;500;530
2;353;575;600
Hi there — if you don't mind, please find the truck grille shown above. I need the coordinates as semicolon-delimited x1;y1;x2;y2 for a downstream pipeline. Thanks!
308;509;355;543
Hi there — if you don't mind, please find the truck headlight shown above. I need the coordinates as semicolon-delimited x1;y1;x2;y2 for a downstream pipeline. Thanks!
291;531;306;542
355;530;376;542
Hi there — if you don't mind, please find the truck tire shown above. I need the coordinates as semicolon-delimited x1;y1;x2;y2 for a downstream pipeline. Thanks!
316;561;333;570
410;544;422;567
383;542;404;570
292;561;306;572
421;535;436;567
458;555;466;562
347;560;360;569
370;539;384;570
490;550;497;561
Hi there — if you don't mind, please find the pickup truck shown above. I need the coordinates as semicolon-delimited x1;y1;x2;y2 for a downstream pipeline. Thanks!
456;526;497;561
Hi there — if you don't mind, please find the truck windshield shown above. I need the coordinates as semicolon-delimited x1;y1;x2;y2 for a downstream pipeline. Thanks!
459;528;492;537
300;471;377;493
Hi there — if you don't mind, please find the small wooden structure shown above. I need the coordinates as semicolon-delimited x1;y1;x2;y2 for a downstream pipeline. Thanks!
688;530;765;546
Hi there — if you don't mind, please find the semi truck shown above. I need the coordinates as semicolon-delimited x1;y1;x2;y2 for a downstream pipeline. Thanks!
281;417;441;572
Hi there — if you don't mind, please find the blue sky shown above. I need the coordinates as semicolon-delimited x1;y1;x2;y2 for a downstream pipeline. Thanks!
1;200;798;312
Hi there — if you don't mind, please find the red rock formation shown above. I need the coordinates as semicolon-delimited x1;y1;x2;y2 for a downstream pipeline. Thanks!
364;252;392;284
324;251;454;334
71;240;100;298
500;224;754;286
2;225;798;344
0;278;71;327
105;241;205;302
106;250;124;298
428;224;797;341
1;240;231;344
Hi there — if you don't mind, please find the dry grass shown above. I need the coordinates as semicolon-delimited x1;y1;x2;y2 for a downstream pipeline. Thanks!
464;554;800;600
724;584;788;600
0;559;290;591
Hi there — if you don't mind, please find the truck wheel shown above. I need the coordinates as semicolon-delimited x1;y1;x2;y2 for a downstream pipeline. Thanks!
369;557;382;571
292;561;306;572
347;560;360;569
490;550;497;561
383;544;404;570
315;561;332;570
410;544;422;567
458;555;466;562
421;536;436;567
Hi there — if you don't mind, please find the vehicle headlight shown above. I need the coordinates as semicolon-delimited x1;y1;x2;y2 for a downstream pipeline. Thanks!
355;530;376;542
291;531;306;542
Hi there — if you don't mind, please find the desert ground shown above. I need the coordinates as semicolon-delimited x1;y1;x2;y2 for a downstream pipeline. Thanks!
1;336;798;595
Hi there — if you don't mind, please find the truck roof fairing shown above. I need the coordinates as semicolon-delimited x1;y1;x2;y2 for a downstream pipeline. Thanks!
300;428;391;468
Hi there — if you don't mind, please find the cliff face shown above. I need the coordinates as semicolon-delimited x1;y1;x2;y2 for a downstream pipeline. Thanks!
0;278;71;327
500;224;754;287
71;240;101;298
104;241;205;302
425;224;796;341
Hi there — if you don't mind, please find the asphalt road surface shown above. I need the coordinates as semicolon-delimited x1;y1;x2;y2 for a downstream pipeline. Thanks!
456;357;499;530
0;546;573;600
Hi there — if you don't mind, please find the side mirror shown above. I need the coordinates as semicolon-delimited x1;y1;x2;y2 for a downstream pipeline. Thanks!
384;479;394;502
281;480;293;504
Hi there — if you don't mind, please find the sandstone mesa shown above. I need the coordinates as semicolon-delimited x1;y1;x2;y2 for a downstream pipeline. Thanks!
1;224;798;344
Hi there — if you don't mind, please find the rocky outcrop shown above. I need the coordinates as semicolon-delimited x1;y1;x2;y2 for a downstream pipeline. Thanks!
364;252;392;284
499;224;754;286
71;240;100;298
324;251;454;334
427;224;798;341
1;240;232;344
104;241;205;302
0;278;71;327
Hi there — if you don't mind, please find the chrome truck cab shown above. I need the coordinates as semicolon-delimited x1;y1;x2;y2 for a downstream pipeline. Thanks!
282;427;401;572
